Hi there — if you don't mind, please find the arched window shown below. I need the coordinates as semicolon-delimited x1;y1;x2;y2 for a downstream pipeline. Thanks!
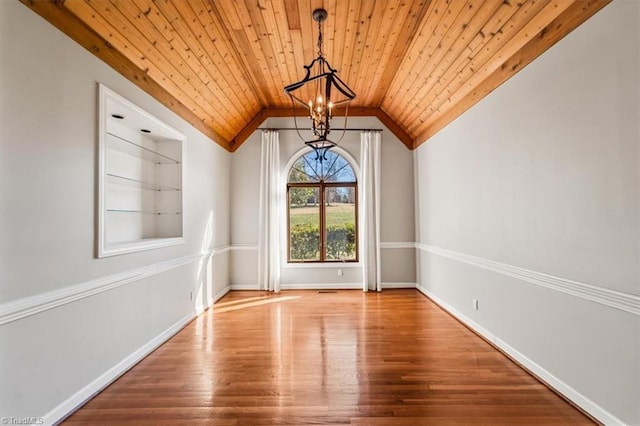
287;150;358;263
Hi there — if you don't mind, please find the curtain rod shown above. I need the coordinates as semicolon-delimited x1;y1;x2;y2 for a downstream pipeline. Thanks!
257;127;383;132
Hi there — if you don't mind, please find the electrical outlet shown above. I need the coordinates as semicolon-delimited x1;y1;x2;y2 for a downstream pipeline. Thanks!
473;299;479;311
337;269;343;277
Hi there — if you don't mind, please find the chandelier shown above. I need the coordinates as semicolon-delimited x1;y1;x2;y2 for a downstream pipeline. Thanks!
284;8;356;159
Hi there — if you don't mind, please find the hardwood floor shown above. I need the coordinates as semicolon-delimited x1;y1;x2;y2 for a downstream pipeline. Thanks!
64;290;594;425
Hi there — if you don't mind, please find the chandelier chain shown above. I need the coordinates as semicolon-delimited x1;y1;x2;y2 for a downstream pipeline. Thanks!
317;19;323;57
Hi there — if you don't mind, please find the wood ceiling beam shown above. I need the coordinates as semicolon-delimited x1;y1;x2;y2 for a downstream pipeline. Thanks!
229;107;413;152
229;108;271;152
19;0;231;151
372;108;414;150
413;0;612;149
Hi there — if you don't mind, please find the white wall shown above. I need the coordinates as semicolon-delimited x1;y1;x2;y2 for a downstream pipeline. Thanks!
230;117;415;288
0;3;231;423
414;1;639;424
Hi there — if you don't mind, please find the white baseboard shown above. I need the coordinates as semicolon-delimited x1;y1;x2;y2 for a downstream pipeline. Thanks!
212;285;231;304
229;284;261;291
280;282;362;290
381;282;417;289
199;285;232;312
46;286;231;424
416;284;624;426
229;283;415;291
43;313;194;426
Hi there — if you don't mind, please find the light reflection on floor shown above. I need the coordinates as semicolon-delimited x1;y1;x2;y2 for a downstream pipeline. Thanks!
213;295;302;313
213;295;271;308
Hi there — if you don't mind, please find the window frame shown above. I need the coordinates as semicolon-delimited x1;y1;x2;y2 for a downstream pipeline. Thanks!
286;153;359;264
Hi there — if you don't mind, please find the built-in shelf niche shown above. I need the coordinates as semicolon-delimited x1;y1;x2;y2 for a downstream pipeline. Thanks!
98;84;185;257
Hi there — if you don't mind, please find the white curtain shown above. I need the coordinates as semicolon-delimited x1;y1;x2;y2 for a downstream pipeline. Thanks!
258;130;281;292
359;131;382;292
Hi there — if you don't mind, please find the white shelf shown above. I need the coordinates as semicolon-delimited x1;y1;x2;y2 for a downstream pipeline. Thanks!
106;132;180;164
106;173;181;192
98;84;185;257
106;209;182;215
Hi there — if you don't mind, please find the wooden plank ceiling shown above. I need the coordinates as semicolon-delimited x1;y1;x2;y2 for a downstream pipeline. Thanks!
22;0;610;151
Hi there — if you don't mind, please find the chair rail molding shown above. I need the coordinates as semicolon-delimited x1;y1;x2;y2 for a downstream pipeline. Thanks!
380;242;416;249
416;243;640;316
230;244;259;251
0;245;231;325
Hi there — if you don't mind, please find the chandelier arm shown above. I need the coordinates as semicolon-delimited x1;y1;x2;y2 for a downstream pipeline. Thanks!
324;74;332;133
330;74;357;100
319;57;336;72
334;103;350;145
289;96;308;143
287;71;335;89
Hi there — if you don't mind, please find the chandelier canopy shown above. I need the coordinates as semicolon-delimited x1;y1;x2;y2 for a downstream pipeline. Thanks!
284;8;356;159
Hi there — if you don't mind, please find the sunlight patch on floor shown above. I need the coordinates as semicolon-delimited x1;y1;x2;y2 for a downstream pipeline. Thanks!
213;296;302;313
213;295;272;308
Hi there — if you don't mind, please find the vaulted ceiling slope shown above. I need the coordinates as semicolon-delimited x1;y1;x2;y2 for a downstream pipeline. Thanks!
22;0;610;151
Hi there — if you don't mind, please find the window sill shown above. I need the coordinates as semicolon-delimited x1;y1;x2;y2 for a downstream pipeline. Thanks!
282;262;361;269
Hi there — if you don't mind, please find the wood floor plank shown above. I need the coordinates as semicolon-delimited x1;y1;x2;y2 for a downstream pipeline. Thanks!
63;290;594;425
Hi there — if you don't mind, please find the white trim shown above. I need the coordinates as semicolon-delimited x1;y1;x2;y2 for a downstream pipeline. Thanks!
97;84;187;258
380;242;416;249
195;302;208;316
232;282;400;291
282;262;361;269
0;246;231;325
197;286;231;315
416;285;624;426
280;282;362;290
230;284;261;291
230;244;259;251
212;245;232;255
381;282;417;289
43;312;194;426
98;237;186;259
212;285;231;304
416;243;640;316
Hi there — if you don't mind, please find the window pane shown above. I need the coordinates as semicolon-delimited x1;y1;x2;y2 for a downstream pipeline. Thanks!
324;187;356;261
289;187;320;261
321;152;356;182
288;157;318;182
290;151;356;183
